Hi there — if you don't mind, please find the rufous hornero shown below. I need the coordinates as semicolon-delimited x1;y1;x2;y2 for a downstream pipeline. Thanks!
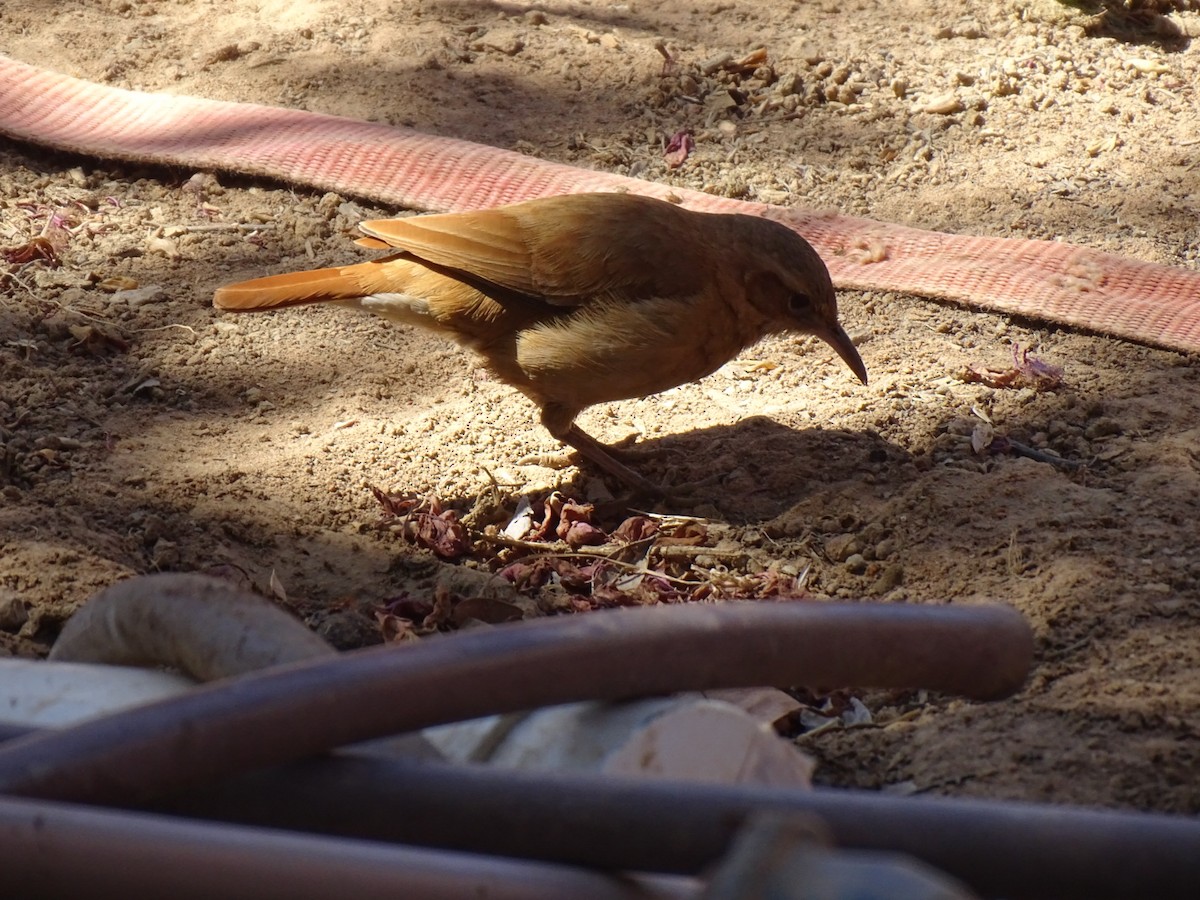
214;192;867;495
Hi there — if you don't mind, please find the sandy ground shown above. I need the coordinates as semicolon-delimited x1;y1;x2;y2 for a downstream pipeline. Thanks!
2;0;1199;812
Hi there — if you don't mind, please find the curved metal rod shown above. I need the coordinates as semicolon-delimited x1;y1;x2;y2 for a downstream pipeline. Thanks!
0;596;1032;804
4;714;1194;900
158;754;1199;900
0;794;693;900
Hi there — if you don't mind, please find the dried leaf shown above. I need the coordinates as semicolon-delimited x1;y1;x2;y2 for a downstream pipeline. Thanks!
523;492;606;546
612;515;659;544
658;521;708;546
592;570;683;607
756;569;811;598
500;555;590;592
611;554;650;592
375;610;418;642
970;421;995;455
372;488;472;558
733;48;769;71
370;486;423;517
842;697;874;726
1;236;61;267
407;508;472;559
502;494;537;540
268;568;288;604
95;276;139;293
663;130;695;168
421;582;455;629
963;343;1064;391
562;519;606;548
122;376;162;397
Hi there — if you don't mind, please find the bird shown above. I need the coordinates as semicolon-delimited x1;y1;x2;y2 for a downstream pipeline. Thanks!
213;192;867;495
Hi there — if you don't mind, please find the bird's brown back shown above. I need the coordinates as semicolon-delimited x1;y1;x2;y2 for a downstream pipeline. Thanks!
358;193;715;306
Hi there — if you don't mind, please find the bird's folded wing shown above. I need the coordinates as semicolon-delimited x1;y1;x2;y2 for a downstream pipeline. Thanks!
359;195;708;308
359;209;539;297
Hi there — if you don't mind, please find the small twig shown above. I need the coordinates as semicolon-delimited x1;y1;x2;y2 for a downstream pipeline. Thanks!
1005;439;1085;471
479;532;655;558
1042;635;1094;662
653;544;750;561
481;531;738;562
476;534;707;586
628;509;712;523
132;323;198;336
160;222;277;233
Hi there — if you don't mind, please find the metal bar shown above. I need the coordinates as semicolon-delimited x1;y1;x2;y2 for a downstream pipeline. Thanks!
161;754;1200;900
0;601;1032;804
0;793;694;900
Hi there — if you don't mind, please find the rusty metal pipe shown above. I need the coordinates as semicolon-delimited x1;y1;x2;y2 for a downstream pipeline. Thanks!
0;793;694;900
0;723;30;743
0;600;1032;804
5;714;1192;899
164;755;1200;900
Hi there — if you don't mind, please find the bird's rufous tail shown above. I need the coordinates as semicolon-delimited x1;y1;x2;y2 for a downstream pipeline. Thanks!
213;258;406;311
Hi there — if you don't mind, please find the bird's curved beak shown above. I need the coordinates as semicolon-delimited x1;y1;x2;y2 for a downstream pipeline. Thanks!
815;323;868;385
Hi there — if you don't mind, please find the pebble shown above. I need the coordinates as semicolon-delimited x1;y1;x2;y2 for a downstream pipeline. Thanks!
0;592;29;632
1084;418;1122;440
870;564;904;593
150;538;180;569
825;533;862;562
919;92;964;115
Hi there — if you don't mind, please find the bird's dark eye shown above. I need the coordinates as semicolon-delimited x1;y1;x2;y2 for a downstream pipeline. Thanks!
788;293;812;316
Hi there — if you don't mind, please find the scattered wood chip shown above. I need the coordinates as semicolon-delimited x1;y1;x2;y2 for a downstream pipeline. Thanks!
94;275;139;293
918;92;964;115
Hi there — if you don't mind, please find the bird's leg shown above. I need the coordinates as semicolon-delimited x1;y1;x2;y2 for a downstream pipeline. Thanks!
562;423;668;496
540;406;665;497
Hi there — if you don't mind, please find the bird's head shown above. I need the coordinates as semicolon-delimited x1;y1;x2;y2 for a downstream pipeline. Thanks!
738;215;868;386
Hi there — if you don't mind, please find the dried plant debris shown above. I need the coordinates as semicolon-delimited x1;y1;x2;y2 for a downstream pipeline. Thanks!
368;488;815;630
371;487;473;559
978;429;1086;470
963;408;1085;471
1;235;62;268
2;199;101;272
788;687;930;741
375;580;525;640
663;130;695;168
963;343;1064;391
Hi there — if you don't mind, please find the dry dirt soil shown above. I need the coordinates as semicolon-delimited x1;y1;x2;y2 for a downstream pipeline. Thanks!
2;0;1199;812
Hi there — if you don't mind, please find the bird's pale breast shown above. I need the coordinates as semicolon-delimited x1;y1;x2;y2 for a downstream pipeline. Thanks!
512;291;767;409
